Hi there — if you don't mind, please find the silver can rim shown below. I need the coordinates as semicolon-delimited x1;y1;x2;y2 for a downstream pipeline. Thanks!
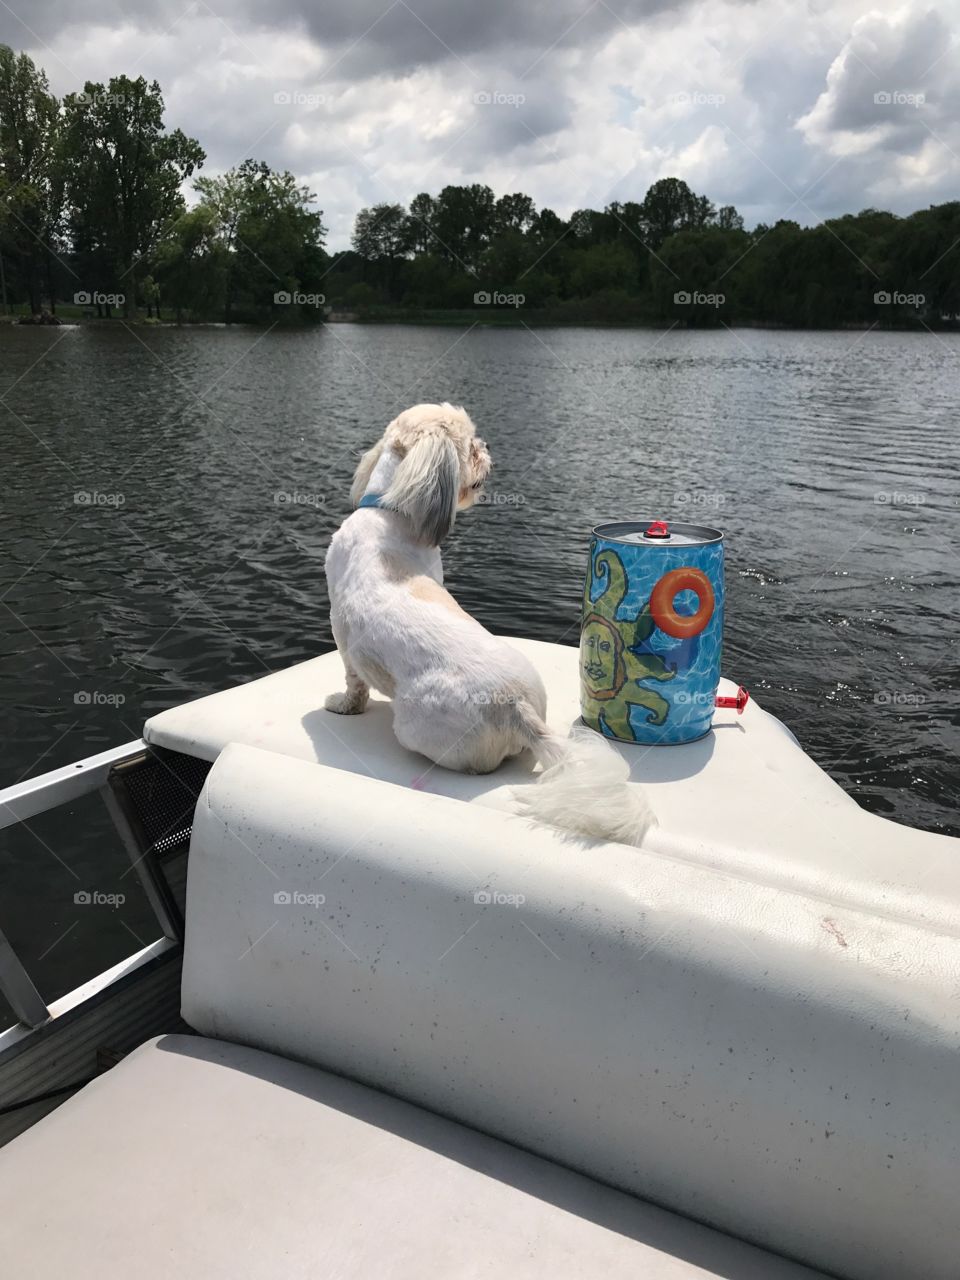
592;519;723;546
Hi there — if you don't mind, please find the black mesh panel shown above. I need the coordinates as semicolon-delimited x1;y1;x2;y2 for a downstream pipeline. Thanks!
115;749;212;861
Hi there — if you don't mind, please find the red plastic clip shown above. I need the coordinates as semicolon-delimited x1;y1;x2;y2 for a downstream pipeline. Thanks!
644;519;670;539
715;685;750;714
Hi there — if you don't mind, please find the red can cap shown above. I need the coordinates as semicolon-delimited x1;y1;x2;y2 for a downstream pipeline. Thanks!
643;520;670;539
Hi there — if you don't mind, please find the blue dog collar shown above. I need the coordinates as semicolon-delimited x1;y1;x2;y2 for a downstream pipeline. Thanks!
358;492;383;509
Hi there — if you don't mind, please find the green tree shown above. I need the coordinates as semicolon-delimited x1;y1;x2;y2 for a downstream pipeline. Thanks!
477;226;562;305
690;193;717;228
0;46;62;313
352;202;411;299
352;203;411;260
530;207;567;243
493;192;536;235
432;183;495;270
61;76;204;316
194;159;326;322
569;207;620;245
639;178;701;247
406;192;436;256
649;227;749;323
570;242;639;297
151;204;227;321
888;203;960;319
716;205;744;232
139;272;160;318
401;252;457;309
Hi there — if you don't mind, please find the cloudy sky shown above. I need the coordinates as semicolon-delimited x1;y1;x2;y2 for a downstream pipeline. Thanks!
3;0;958;248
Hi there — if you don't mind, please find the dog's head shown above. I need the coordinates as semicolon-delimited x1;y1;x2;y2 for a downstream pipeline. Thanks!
350;403;492;546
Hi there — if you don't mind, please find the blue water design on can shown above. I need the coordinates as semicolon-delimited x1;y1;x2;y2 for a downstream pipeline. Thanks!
580;520;724;745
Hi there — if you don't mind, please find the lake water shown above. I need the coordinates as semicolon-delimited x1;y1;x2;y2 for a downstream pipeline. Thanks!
2;322;958;1009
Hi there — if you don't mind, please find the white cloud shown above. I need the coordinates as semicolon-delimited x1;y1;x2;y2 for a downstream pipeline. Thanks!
798;9;954;143
10;0;960;248
797;7;960;208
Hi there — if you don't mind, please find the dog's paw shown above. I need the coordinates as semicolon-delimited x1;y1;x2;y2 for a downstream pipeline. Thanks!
325;690;366;714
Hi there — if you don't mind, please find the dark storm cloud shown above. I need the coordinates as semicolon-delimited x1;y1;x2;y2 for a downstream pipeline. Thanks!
283;0;687;80
0;0;170;47
0;0;692;74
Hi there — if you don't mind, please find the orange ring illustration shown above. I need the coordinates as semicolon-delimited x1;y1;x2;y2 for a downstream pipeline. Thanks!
650;567;715;639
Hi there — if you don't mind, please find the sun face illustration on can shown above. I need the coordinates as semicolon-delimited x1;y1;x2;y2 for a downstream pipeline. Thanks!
580;519;724;745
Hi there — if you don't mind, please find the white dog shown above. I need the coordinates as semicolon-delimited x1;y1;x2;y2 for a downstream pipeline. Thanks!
324;403;656;846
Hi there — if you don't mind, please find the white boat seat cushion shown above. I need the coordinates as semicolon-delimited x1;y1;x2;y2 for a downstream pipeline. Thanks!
0;1034;827;1280
180;744;960;1280
144;637;960;931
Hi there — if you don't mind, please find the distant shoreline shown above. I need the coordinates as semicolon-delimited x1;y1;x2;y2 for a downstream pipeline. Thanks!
329;311;958;332
2;311;956;333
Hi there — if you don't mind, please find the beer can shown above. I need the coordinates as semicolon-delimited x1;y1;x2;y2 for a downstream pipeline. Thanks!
580;519;724;745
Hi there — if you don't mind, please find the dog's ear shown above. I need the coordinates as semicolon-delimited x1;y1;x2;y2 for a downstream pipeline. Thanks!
382;429;460;546
350;439;385;508
471;437;492;482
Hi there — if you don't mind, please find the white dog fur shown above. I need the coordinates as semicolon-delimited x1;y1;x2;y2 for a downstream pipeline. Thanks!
324;402;656;846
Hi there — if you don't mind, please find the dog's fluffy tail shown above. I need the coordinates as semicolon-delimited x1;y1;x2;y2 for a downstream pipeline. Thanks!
512;701;657;848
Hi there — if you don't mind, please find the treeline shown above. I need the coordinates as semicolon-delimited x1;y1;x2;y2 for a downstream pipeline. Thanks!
341;186;960;326
1;45;958;328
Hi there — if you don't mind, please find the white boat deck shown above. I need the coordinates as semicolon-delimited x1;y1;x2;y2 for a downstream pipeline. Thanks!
145;636;960;934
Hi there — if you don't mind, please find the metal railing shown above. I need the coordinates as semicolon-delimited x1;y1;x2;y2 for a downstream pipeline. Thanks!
0;740;182;1031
